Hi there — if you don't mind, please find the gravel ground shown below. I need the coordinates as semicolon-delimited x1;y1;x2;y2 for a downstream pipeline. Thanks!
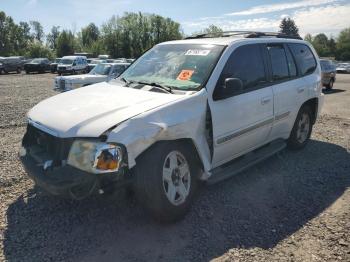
0;72;349;262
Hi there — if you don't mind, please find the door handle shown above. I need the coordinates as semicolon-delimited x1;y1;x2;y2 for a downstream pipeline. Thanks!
298;87;305;93
261;97;271;105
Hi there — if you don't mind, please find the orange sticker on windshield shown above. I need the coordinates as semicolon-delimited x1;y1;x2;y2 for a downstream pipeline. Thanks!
177;70;194;81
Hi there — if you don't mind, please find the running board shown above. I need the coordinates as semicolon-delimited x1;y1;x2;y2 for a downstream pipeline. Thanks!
207;139;286;185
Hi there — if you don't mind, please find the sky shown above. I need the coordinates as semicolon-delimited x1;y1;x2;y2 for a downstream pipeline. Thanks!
1;0;350;37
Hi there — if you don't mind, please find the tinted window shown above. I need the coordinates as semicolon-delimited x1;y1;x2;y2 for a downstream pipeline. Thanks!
216;44;267;91
267;45;289;81
285;46;297;77
288;43;316;76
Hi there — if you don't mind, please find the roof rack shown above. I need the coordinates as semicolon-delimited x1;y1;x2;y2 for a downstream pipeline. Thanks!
185;31;303;40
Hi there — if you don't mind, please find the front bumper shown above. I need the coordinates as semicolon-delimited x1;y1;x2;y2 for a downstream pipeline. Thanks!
20;154;131;199
57;68;73;74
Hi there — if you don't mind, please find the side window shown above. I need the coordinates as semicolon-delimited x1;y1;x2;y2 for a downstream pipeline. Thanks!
267;45;289;81
285;46;297;77
288;43;316;76
216;44;267;91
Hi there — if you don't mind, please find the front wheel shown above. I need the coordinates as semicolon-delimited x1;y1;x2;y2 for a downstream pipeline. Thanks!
326;79;334;90
134;141;200;223
16;67;21;74
287;106;313;150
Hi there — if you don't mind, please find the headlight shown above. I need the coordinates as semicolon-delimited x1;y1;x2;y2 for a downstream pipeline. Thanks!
67;140;123;174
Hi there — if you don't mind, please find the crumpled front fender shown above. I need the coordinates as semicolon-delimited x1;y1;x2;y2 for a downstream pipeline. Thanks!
107;89;212;178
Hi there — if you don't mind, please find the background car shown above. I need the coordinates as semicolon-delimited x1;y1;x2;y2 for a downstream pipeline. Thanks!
320;59;337;89
0;56;23;74
24;58;51;74
50;58;61;73
336;62;350;73
57;56;88;75
86;58;107;72
54;62;130;92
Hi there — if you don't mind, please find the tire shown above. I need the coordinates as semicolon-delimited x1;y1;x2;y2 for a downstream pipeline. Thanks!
287;106;313;150
326;79;334;90
25;71;29;74
134;141;200;223
16;67;21;74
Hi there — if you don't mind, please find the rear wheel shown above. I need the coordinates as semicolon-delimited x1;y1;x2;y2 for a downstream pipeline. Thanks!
134;141;200;223
287;106;313;149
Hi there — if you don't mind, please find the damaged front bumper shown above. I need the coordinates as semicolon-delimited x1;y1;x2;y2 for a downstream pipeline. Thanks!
20;153;132;200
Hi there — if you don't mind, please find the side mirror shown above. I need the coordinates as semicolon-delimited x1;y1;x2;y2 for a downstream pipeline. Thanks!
72;62;76;66
214;78;243;100
225;78;243;91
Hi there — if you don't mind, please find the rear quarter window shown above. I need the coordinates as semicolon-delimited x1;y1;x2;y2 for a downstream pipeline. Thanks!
288;43;317;76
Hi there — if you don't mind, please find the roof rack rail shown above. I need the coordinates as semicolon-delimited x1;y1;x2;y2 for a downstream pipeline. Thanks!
185;31;302;40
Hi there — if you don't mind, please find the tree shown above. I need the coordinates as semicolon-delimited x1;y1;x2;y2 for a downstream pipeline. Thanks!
335;28;350;61
81;23;100;47
30;20;44;42
56;30;75;57
279;18;299;36
25;42;54;59
304;33;313;43
47;26;60;49
313;33;331;57
202;24;223;34
101;12;182;58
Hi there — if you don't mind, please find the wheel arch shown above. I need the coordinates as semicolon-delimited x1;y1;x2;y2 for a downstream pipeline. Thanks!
301;97;319;124
135;138;205;177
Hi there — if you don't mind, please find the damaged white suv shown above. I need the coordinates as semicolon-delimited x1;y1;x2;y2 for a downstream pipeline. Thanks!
20;32;323;222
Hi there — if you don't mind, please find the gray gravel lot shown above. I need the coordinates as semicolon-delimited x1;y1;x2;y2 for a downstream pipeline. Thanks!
0;72;349;262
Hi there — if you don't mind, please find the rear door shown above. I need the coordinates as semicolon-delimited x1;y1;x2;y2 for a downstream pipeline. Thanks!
265;43;301;139
209;44;274;168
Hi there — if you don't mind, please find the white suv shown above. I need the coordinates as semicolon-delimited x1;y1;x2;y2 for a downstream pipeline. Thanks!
20;32;323;222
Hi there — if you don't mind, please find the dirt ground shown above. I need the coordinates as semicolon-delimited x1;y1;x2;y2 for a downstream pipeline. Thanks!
0;72;349;262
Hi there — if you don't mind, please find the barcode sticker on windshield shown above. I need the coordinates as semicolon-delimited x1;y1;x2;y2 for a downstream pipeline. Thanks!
185;50;211;56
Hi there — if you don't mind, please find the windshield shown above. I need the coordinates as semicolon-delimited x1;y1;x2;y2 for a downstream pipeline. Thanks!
89;64;112;75
60;59;74;65
119;44;225;90
55;58;61;63
320;60;332;70
32;59;43;63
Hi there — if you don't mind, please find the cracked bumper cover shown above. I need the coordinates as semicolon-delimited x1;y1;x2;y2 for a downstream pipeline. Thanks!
20;154;131;198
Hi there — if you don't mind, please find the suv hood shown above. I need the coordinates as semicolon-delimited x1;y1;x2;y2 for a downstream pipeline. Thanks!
59;74;106;82
28;82;182;138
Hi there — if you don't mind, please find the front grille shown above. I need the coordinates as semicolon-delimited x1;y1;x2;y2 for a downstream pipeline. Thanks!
22;124;73;163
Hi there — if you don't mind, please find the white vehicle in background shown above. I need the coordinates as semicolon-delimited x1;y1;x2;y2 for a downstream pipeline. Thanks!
20;32;323;222
86;58;107;72
54;63;130;92
57;56;88;75
336;63;350;73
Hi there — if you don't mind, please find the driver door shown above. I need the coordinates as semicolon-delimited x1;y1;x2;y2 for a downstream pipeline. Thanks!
209;44;274;168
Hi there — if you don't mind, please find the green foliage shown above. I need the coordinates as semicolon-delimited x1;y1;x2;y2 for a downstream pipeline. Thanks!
201;25;223;35
25;42;54;59
279;18;299;36
47;26;60;49
1;9;349;62
56;30;75;57
81;23;100;47
101;12;182;58
30;20;44;43
335;28;350;61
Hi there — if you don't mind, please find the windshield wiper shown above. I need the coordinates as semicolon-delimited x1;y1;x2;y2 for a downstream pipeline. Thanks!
120;77;133;86
136;81;173;94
